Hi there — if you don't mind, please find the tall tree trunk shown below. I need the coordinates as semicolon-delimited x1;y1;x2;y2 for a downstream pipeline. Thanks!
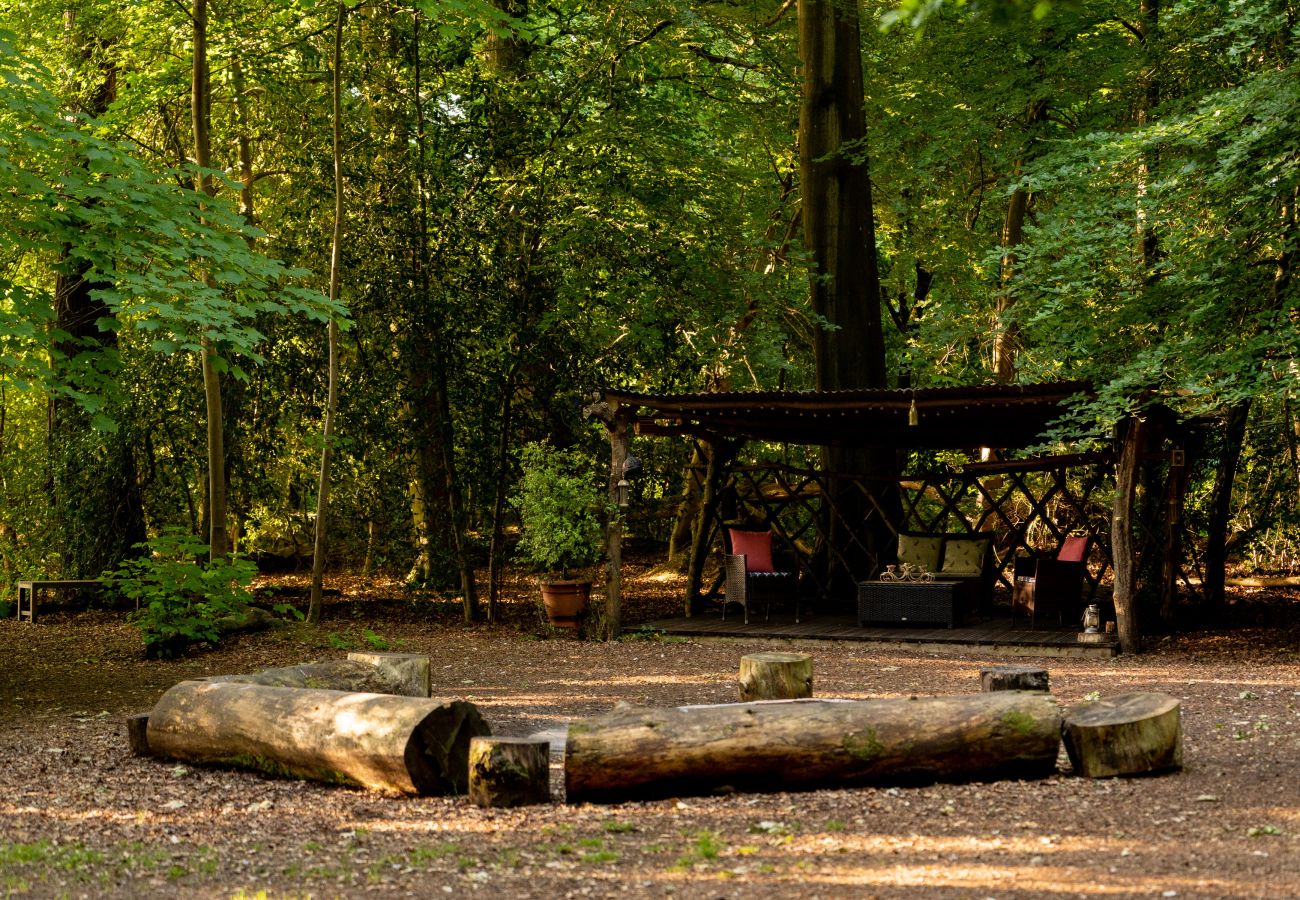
49;8;145;575
1136;0;1161;276
308;2;346;624
798;0;897;595
992;98;1049;384
487;369;516;620
1203;401;1250;609
1112;415;1146;654
192;0;229;560
409;11;478;619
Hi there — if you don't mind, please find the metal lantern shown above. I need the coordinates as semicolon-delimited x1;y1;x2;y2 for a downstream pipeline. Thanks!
1082;604;1102;634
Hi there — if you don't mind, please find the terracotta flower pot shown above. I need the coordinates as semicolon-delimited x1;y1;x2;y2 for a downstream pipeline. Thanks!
540;580;591;629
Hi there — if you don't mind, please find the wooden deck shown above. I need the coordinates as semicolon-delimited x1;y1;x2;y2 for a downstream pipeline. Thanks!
638;611;1119;657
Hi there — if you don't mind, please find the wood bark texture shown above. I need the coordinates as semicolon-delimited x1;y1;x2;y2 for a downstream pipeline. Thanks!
738;652;813;701
566;692;1062;804
127;713;151;756
1112;416;1145;653
1063;692;1182;778
980;666;1049;693
201;658;425;697
347;652;432;697
147;681;489;794
468;737;551;808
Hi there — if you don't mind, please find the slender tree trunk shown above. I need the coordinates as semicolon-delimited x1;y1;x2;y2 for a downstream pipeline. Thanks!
192;0;229;560
798;0;897;593
308;2;346;623
487;369;516;620
992;99;1048;384
1204;401;1250;609
1112;416;1146;654
1136;0;1161;276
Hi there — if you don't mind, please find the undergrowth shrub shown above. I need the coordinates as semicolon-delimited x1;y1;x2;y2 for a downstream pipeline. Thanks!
105;529;256;658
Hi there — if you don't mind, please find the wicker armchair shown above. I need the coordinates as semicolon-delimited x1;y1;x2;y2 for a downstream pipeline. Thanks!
723;528;799;624
1012;536;1089;629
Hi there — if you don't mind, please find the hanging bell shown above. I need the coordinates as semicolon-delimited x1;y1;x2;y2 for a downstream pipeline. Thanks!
908;397;919;427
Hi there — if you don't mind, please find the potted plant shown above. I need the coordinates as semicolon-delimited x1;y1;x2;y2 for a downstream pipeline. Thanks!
513;441;609;628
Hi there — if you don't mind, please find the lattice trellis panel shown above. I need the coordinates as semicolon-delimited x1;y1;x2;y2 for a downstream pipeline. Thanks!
704;457;1115;602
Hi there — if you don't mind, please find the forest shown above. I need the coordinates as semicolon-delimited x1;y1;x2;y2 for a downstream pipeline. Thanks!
2;0;1299;628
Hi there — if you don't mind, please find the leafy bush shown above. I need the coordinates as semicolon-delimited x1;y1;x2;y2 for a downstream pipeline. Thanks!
513;442;610;579
104;529;256;658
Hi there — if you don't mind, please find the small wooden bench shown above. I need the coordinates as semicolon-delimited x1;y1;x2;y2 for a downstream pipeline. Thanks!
16;580;106;623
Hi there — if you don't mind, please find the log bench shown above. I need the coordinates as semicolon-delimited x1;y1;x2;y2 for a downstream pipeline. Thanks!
15;579;106;623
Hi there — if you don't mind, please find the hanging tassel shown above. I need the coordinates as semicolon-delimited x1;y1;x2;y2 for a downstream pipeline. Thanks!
908;396;919;426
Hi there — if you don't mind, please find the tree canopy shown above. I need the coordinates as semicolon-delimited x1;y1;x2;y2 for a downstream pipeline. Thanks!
1;0;1297;622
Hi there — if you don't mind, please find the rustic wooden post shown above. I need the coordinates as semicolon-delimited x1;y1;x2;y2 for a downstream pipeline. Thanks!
1159;443;1187;624
686;440;722;617
605;409;630;641
1112;415;1146;654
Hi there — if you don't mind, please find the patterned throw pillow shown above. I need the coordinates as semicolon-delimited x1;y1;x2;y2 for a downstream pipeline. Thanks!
729;529;774;573
897;534;943;573
940;537;991;578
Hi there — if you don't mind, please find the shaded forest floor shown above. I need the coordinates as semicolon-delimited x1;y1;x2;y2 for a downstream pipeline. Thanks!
2;555;1299;899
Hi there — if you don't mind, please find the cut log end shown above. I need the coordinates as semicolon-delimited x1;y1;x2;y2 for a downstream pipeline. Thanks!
1063;692;1182;778
738;652;813;701
468;737;551;808
403;700;492;794
980;665;1050;693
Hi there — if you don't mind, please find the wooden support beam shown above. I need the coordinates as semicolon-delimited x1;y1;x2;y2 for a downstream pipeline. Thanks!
1112;416;1146;654
604;411;630;640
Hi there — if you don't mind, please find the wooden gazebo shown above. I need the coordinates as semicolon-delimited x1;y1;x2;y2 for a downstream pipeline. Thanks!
588;382;1177;653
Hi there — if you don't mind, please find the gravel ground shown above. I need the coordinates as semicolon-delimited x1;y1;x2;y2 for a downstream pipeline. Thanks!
1;568;1298;899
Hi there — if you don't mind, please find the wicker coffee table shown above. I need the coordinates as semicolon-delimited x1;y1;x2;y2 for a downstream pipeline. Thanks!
857;579;969;628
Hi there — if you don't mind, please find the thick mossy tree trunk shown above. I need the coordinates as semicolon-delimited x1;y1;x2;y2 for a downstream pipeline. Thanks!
798;0;898;595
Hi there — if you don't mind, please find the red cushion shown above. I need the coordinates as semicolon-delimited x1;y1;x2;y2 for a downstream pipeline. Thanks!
1058;536;1088;563
729;529;774;573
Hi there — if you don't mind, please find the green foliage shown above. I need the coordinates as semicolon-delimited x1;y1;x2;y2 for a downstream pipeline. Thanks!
106;529;256;658
513;442;610;578
0;27;343;419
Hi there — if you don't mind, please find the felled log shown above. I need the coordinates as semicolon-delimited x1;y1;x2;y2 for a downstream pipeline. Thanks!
1062;692;1182;778
468;737;551;808
566;692;1062;804
739;652;813;701
347;652;431;697
147;681;489;794
980;665;1049;693
213;606;277;636
202;658;424;697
